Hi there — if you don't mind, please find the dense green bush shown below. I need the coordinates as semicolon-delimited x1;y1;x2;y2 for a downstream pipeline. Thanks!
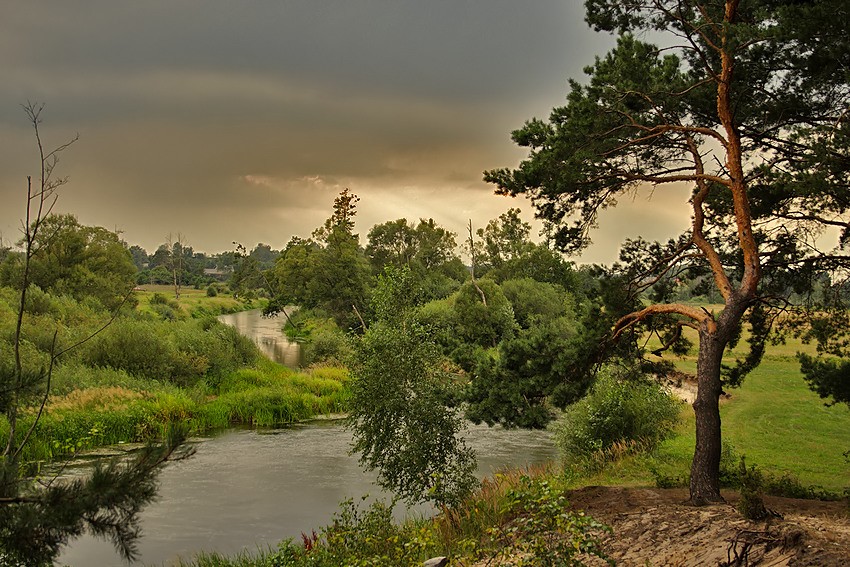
466;316;587;428
554;366;682;461
83;319;177;382
500;278;570;328
489;475;612;566
303;324;352;367
82;318;259;387
452;279;516;348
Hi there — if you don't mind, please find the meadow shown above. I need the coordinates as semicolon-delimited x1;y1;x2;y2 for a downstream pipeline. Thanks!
581;313;850;493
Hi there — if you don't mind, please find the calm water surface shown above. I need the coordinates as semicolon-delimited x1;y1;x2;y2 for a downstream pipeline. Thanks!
217;309;304;368
58;310;557;566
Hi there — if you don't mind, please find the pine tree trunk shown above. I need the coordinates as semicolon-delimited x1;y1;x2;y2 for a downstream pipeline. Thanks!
688;324;726;504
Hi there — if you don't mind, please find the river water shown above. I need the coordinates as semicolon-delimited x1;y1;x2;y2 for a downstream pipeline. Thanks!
58;310;557;566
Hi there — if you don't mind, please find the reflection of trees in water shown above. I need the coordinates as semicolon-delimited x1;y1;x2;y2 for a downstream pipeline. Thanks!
219;309;303;368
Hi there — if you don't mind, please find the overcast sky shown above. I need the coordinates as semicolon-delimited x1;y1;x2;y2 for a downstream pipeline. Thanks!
0;1;691;263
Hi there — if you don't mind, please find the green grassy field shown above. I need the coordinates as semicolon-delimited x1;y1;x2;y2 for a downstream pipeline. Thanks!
585;318;850;492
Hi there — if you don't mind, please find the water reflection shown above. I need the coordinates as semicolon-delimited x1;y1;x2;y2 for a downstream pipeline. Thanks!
218;309;304;368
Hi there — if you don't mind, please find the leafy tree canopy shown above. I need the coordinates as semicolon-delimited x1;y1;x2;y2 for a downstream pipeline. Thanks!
268;190;371;329
348;266;477;506
0;214;136;311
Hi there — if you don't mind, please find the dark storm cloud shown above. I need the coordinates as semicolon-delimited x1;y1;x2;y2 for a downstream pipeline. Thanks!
3;1;591;101
1;1;691;261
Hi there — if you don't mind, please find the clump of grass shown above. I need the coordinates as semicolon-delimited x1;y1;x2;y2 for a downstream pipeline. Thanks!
47;386;144;412
306;365;349;383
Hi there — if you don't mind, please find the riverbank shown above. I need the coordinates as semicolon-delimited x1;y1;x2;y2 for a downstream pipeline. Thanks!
8;360;350;467
134;285;268;319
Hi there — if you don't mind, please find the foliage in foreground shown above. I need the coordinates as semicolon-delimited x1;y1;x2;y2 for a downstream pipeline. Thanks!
350;319;476;507
180;470;610;567
348;268;477;507
0;425;191;567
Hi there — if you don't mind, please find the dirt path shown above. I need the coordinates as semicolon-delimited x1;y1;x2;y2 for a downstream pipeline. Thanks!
567;486;850;566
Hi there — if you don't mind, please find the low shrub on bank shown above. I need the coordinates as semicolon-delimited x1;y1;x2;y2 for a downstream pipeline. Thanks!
554;366;682;463
82;318;259;387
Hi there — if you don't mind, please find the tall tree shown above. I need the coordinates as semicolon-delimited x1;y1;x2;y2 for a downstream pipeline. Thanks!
1;103;187;564
477;208;534;272
127;244;149;271
165;232;186;299
485;1;849;504
269;190;371;329
349;266;477;506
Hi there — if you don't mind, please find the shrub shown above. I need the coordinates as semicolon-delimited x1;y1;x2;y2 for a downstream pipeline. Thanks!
555;366;681;462
149;292;169;305
500;278;570;328
489;475;612;566
82;318;259;387
298;317;352;366
84;319;176;382
452;279;516;348
736;457;769;520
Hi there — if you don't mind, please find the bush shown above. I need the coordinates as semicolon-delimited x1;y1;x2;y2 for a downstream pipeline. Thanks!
489;475;612;566
737;457;769;520
292;315;353;367
555;366;681;462
304;327;351;367
84;319;176;382
82;318;259;387
452;279;516;348
500;278;570;328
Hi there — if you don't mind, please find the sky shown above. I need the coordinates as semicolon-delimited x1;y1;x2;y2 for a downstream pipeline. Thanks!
0;1;692;263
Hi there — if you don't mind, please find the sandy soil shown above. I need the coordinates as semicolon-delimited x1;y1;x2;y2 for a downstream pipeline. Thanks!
567;486;850;566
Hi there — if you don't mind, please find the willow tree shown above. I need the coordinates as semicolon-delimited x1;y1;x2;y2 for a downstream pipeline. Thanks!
486;0;849;504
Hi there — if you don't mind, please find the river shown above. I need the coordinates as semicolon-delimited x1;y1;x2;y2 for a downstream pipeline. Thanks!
58;310;557;566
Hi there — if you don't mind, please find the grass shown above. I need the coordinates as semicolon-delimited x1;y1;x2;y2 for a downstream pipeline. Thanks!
583;324;850;493
134;285;266;319
3;363;350;467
